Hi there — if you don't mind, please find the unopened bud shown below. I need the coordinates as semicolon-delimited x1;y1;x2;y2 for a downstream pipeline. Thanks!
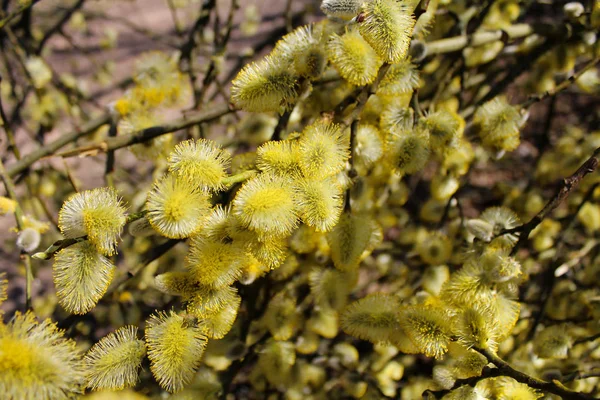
16;228;41;253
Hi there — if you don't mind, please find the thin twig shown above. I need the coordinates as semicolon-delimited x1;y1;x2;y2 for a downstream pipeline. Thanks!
35;0;85;54
501;147;600;256
0;0;40;30
194;0;239;107
475;347;596;400
525;183;600;340
56;103;232;158
521;56;600;108
6;114;110;177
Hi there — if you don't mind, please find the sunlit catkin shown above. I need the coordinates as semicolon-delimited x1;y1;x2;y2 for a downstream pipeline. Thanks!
354;123;384;171
53;241;116;315
83;326;146;390
358;0;416;63
58;187;127;256
168;138;231;191
0;312;85;400
272;24;326;79
197;293;241;339
186;237;244;288
145;311;207;393
256;140;302;176
146;174;211;239
154;271;197;299
230;55;298;112
398;305;452;359
377;60;420;96
419;109;462;154
294;177;344;232
232;173;298;237
186;285;240;318
298;120;349;180
327;28;383;86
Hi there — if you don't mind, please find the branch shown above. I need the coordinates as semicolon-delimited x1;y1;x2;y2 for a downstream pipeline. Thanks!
573;332;600;347
56;103;233;158
0;157;32;310
475;347;596;400
194;0;239;106
423;367;503;398
521;56;600;108
0;0;40;30
501;147;600;256
525;183;599;340
7;114;111;178
563;369;600;383
32;236;88;260
425;23;534;55
31;211;147;260
35;0;85;54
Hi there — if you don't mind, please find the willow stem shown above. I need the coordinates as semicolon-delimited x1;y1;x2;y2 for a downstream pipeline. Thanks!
222;170;258;188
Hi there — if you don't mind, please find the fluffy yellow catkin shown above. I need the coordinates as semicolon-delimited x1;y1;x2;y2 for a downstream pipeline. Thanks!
83;326;146;391
0;312;85;400
186;236;244;288
298;120;349;179
327;213;374;271
53;241;116;315
230;55;299;112
256;140;302;176
186;284;240;319
327;28;383;85
340;293;402;343
146;174;211;239
398;305;452;359
473;96;523;152
145;311;207;393
293;177;344;232
232;173;298;237
168;138;231;191
272;24;326;79
58;187;127;256
196;292;241;339
358;0;416;63
377;59;420;96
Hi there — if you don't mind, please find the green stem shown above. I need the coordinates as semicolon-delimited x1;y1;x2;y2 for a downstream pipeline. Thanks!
222;170;258;188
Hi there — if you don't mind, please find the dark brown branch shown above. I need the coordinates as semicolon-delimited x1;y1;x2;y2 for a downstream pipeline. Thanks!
35;0;85;54
0;0;40;30
57;103;233;158
7;114;111;177
502;147;600;256
423;367;503;398
475;347;596;400
194;0;239;106
573;332;600;347
525;182;600;340
521;56;600;108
